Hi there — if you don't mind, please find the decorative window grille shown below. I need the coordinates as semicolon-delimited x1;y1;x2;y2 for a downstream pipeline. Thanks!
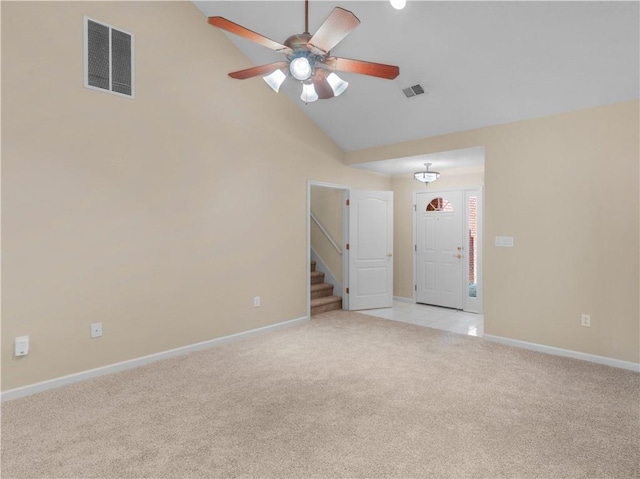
84;16;135;98
426;197;453;212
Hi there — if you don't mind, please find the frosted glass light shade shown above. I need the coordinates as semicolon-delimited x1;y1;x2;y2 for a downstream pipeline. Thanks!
414;171;440;183
327;73;349;96
390;0;406;9
263;69;286;92
290;57;312;81
414;163;440;183
300;83;318;103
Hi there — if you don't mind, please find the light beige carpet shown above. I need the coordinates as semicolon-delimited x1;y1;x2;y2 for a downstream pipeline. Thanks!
2;311;638;478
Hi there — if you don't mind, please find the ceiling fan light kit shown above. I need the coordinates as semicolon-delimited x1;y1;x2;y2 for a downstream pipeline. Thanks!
290;57;312;81
263;69;287;92
301;82;319;103
207;0;400;103
326;72;349;96
414;163;440;184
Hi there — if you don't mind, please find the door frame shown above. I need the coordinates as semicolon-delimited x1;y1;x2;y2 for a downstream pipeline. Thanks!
307;181;350;319
412;186;484;313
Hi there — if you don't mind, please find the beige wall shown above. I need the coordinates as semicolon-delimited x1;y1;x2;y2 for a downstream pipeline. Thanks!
2;3;637;393
1;1;390;391
349;101;639;364
391;167;484;299
310;186;343;283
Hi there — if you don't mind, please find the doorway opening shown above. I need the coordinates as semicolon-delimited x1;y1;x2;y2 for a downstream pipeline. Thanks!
307;182;349;318
307;182;395;317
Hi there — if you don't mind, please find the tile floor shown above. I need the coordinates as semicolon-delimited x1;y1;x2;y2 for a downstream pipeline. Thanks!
358;300;484;337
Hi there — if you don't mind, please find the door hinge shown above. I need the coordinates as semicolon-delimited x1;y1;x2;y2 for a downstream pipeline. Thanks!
414;204;417;211
346;243;350;250
346;287;349;294
346;199;350;206
414;244;417;251
415;285;417;291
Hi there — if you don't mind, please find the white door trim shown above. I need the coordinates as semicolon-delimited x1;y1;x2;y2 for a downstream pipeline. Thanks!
413;186;484;313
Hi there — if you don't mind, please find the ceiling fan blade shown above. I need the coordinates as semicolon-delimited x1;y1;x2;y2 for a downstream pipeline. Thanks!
228;62;289;80
313;70;335;100
208;17;293;55
325;57;400;80
307;7;360;55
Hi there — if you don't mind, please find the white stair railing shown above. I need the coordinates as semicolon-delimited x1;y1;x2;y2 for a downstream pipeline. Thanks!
310;211;342;255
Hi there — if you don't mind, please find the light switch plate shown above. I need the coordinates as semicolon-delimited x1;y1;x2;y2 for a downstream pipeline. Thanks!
495;236;514;247
15;336;29;356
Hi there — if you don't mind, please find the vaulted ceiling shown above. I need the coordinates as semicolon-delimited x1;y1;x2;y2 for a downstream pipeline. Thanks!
194;1;638;171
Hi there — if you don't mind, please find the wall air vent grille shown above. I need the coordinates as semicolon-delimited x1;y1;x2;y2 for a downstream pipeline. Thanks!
87;20;110;90
84;17;135;98
111;30;133;96
402;84;426;98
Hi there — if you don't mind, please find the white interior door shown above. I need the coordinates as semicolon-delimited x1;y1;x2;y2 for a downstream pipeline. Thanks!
416;191;463;309
348;190;393;310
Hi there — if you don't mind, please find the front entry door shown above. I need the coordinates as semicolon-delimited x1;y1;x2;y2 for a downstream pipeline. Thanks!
416;191;463;309
348;190;393;310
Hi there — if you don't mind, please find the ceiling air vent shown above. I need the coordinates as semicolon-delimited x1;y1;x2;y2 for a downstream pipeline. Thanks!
402;84;426;98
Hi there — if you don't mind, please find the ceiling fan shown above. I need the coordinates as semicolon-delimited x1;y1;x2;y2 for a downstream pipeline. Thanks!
207;0;400;103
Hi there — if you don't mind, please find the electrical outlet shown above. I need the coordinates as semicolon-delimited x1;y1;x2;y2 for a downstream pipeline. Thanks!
91;322;103;338
15;336;29;357
253;296;260;307
581;314;591;327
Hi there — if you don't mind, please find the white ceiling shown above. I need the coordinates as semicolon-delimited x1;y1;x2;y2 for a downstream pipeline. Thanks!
193;1;638;173
350;146;484;175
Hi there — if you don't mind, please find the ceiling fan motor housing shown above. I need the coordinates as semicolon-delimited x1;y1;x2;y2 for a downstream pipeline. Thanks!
284;33;326;81
284;33;313;51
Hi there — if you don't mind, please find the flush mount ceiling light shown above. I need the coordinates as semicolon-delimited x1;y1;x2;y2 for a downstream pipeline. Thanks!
207;0;399;103
414;163;440;183
390;0;407;10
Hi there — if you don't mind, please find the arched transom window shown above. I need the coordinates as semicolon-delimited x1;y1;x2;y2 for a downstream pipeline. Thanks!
426;197;453;212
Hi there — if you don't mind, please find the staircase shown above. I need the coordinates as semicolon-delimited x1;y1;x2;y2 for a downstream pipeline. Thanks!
310;260;342;315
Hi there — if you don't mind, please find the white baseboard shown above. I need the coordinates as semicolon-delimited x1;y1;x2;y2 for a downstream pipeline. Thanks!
1;316;309;402
393;296;415;304
484;334;640;372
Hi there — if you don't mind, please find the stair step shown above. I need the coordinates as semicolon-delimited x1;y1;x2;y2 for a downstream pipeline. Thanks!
311;295;342;315
310;260;316;272
311;282;334;299
310;271;325;285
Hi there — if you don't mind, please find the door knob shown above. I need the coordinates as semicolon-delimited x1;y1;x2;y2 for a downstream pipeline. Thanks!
387;253;393;257
454;254;462;259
